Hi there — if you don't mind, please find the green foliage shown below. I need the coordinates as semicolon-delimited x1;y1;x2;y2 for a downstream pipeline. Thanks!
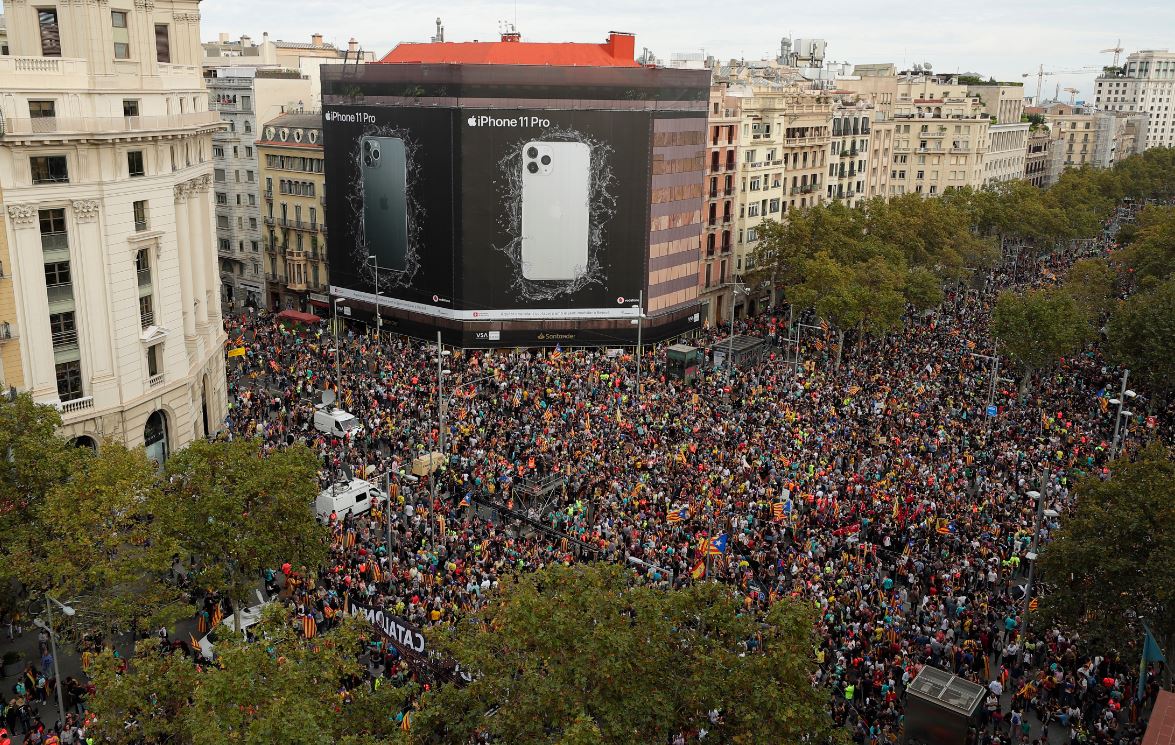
0;394;78;549
1114;205;1175;285
1066;257;1117;322
1107;276;1175;403
413;564;841;745
9;442;185;639
1038;444;1175;653
87;607;413;745
991;288;1088;389
161;439;329;624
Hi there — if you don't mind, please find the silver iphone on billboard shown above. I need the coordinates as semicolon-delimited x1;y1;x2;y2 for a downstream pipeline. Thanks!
520;141;590;281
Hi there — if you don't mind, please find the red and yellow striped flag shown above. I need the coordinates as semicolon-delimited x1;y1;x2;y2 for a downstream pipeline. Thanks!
302;614;317;639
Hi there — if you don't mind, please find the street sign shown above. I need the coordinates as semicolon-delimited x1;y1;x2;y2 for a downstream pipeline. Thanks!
986;404;998;417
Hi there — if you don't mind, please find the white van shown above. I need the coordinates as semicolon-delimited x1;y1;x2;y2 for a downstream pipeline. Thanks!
313;406;362;438
315;477;379;523
197;589;268;661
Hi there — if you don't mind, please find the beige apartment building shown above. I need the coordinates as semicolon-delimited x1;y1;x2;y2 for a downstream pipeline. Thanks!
0;0;227;458
698;86;741;325
1024;127;1052;187
256;112;329;313
0;185;21;391
1094;49;1175;149
826;93;874;207
696;85;832;322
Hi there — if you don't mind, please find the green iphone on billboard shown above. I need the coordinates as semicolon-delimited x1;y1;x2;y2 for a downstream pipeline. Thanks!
520;141;590;281
361;136;409;272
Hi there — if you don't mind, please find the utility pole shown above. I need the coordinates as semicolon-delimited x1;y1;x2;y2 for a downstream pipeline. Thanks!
385;471;395;592
431;330;445;503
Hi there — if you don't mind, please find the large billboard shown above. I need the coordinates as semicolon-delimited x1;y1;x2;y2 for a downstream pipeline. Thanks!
323;104;652;321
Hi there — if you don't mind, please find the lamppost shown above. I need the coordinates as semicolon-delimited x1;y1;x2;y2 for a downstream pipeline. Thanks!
1019;474;1058;663
366;255;382;336
793;322;822;375
332;297;345;403
1109;369;1136;459
616;292;644;398
32;596;75;726
431;331;451;502
725;280;748;379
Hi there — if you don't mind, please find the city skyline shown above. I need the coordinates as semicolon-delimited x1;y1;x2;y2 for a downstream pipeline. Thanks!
199;0;1175;101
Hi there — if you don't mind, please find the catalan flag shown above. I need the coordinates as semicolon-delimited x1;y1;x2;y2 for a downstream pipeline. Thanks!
707;534;729;556
772;501;791;521
401;711;412;732
302;614;317;639
667;507;687;524
210;603;224;628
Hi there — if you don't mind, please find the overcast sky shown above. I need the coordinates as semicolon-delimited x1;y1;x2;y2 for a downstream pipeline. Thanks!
200;0;1174;101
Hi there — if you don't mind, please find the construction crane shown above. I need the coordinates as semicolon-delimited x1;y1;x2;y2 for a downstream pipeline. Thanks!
1064;87;1080;105
1022;65;1101;104
1100;39;1124;68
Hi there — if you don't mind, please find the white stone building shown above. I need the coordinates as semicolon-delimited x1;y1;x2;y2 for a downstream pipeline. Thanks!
0;0;226;459
1094;49;1175;149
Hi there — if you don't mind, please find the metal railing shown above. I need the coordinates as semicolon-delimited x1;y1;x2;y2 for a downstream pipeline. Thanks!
51;329;78;348
140;310;154;328
147;373;166;388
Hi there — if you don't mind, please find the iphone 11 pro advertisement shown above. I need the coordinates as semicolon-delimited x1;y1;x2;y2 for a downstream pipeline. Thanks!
323;104;650;321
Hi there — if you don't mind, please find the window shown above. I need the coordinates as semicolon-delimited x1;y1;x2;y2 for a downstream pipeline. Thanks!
44;261;71;288
147;344;161;377
29;100;56;118
128;150;145;177
31;156;69;184
38;8;61;57
251;240;259;253
50;311;77;348
154;24;170;63
135;247;150;275
218;238;230;252
111;10;130;59
245;146;253;157
212;145;225;158
123;99;140;117
139;295;154;328
213;169;225;182
249;218;257;230
133;200;148;231
55;361;83;402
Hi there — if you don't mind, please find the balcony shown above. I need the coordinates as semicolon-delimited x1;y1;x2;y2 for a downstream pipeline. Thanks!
264;190;273;201
2;111;223;139
55;396;94;415
263;216;275;226
783;135;829;146
918;128;947;138
147;373;166;388
140;310;154;329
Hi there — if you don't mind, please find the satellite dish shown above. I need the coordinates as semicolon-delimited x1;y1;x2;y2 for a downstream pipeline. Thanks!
322;389;336;406
924;62;933;70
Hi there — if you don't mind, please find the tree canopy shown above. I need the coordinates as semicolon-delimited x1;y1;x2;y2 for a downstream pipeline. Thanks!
1107;276;1175;405
161;439;328;630
411;564;841;745
991;288;1088;392
1038;443;1175;654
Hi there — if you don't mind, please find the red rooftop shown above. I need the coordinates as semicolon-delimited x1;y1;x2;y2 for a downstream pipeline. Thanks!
379;30;640;67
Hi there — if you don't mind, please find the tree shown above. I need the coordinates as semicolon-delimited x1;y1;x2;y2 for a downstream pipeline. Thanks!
1107;276;1175;405
991;288;1088;394
411;564;842;745
789;251;862;369
9;442;184;641
1038;443;1175;658
86;606;413;745
161;439;328;631
1066;257;1116;322
1115;205;1175;286
0;394;79;552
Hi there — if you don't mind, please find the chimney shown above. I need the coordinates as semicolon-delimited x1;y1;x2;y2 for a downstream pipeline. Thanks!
240;34;252;47
606;31;635;62
348;38;358;53
312;33;323;47
218;32;229;44
501;31;521;43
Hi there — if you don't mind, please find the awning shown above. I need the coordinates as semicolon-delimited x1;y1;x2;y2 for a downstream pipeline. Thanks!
276;309;324;324
307;299;330;309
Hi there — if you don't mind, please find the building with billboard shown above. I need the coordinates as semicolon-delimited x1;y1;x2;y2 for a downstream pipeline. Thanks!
321;31;710;347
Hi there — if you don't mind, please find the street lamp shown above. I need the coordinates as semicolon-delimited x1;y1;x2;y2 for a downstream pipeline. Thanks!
725;281;749;379
1109;369;1136;458
366;255;382;336
617;292;644;399
1019;476;1056;663
332;297;345;404
431;331;451;502
33;596;75;727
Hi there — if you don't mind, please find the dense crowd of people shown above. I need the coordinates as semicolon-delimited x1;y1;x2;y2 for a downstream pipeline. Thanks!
211;206;1172;744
